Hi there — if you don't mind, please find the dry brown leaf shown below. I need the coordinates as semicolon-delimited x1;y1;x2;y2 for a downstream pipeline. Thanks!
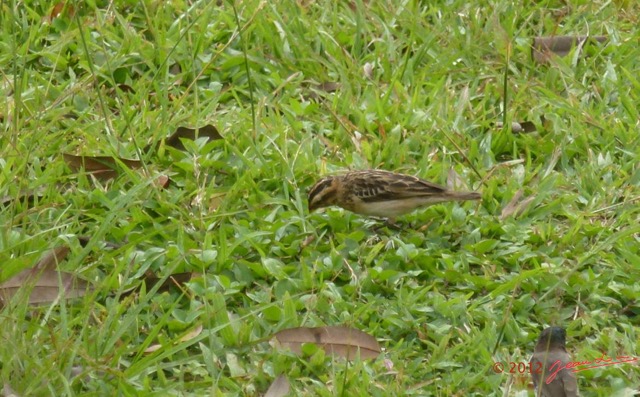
155;174;171;188
115;84;135;94
446;168;470;191
512;196;536;218
63;154;142;181
315;82;340;93
500;189;536;220
2;383;19;397
164;125;223;151
363;62;374;79
0;190;44;208
377;122;386;140
178;324;203;343
169;63;182;75
143;344;162;354
143;124;223;153
0;246;91;307
500;190;524;220
306;82;340;100
49;1;75;21
300;235;315;251
531;35;607;64
264;374;290;397
350;131;363;154
273;326;381;360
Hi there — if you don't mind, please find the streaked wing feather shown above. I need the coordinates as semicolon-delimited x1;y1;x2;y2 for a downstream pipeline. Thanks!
349;170;447;202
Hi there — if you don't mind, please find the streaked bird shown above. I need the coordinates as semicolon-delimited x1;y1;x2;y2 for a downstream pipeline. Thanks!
530;326;579;397
308;169;481;222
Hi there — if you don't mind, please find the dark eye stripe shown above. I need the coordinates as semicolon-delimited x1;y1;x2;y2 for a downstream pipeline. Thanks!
308;178;333;201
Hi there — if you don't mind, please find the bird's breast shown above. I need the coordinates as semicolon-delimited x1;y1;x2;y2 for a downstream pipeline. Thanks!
351;198;438;217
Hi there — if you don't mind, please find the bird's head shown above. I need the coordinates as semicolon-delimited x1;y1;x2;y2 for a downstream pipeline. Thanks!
308;175;340;212
537;326;567;349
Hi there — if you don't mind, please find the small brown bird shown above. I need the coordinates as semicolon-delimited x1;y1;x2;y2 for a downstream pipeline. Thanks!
530;327;579;397
307;169;481;222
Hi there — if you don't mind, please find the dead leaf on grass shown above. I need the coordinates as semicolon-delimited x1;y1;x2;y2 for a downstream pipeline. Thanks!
178;324;203;343
2;383;19;397
264;374;290;397
273;326;381;360
143;344;163;354
0;246;92;307
306;82;340;100
531;35;607;64
0;190;44;208
155;174;171;188
447;168;470;191
63;154;142;181
500;189;537;220
145;124;223;153
49;1;75;21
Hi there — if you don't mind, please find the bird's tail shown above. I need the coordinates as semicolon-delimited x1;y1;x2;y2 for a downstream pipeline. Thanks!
446;191;482;201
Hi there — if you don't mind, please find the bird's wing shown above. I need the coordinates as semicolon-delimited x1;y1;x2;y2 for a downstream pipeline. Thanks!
529;355;541;390
561;367;579;397
349;170;447;202
531;350;578;397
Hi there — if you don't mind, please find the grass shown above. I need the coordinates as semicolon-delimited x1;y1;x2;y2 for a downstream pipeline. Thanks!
1;0;639;395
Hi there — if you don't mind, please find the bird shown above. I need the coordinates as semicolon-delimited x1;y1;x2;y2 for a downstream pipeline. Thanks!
529;326;579;397
307;169;481;223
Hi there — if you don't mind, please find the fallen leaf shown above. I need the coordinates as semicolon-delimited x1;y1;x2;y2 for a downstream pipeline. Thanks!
115;84;135;94
0;246;91;307
2;383;19;397
446;168;470;191
377;122;386;140
63;154;142;181
512;196;536;218
500;190;523;220
69;366;84;378
300;235;315;251
315;82;340;93
306;82;340;100
155;174;170;188
169;63;182;75
159;125;223;152
363;62;374;79
49;1;75;21
264;374;290;397
178;324;203;343
351;131;363;154
0;190;44;208
273;326;381;360
143;344;162;354
531;35;607;64
500;189;536;220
